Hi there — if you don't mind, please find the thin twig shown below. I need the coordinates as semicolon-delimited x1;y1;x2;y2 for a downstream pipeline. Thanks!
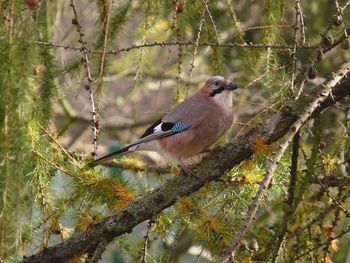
297;1;306;45
270;131;300;262
231;24;292;39
160;0;178;91
34;41;84;51
89;239;108;263
70;0;99;158
339;107;350;176
342;0;350;12
322;186;343;262
294;15;348;99
99;0;113;80
313;175;350;218
290;0;301;92
35;40;317;54
203;0;219;42
140;219;154;263
244;65;289;90
38;181;49;248
186;2;207;98
334;0;349;37
292;223;350;261
225;0;244;42
40;127;76;163
31;150;81;181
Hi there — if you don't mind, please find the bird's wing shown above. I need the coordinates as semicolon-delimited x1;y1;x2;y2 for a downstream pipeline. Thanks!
88;119;192;168
162;96;210;124
136;119;192;143
137;96;210;142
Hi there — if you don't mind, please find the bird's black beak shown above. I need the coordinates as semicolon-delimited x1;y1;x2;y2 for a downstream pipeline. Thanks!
225;80;238;91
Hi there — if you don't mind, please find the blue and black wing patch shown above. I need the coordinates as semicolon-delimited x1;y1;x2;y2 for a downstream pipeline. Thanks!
170;122;191;133
140;119;191;139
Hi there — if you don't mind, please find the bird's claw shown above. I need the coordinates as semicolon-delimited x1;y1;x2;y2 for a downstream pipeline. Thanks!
180;165;201;178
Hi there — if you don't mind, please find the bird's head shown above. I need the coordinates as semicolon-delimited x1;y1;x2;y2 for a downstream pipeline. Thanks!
201;76;238;107
204;76;238;95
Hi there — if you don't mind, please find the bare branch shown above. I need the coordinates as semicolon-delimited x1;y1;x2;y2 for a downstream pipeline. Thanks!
270;131;300;262
186;2;206;98
88;239;107;263
140;219;154;263
35;40;317;54
70;0;99;157
98;0;113;80
342;0;350;12
290;0;302;91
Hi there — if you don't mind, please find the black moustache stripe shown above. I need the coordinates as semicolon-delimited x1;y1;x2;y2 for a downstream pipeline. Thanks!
210;86;225;97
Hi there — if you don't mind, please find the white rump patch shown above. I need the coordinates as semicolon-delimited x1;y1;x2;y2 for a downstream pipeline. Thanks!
153;122;163;133
128;145;139;151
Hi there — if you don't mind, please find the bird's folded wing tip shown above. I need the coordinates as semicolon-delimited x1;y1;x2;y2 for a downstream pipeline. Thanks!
86;161;98;168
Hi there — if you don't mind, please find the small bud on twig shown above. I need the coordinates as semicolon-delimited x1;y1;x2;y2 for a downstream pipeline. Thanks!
308;67;317;79
316;50;325;61
278;49;293;59
332;15;342;26
323;35;334;47
341;39;350;50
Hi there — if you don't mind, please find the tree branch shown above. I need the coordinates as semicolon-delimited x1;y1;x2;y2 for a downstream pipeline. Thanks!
23;73;350;263
270;131;300;262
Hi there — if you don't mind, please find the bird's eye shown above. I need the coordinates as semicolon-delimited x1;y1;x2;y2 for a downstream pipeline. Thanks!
214;80;220;86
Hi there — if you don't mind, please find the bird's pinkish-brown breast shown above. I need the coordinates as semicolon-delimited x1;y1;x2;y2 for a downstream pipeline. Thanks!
159;104;233;161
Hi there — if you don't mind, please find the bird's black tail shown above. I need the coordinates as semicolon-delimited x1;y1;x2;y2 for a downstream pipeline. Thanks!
87;144;139;168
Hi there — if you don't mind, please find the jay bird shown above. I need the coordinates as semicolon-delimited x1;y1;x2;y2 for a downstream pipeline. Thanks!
88;76;238;174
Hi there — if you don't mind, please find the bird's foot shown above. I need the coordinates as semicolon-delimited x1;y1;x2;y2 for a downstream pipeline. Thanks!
200;148;214;154
180;164;200;178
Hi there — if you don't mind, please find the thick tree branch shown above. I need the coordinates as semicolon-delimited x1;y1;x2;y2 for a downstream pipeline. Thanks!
23;74;350;263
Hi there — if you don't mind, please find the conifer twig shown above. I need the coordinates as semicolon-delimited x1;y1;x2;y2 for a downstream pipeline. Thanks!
99;0;113;80
159;0;178;91
322;186;343;262
297;1;306;45
41;127;76;163
35;40;318;53
140;219;153;263
270;131;300;262
203;0;219;42
292;222;350;261
313;175;350;218
88;238;108;263
294;10;349;99
290;0;302;91
186;2;207;98
70;0;99;158
338;2;349;38
342;0;350;12
225;0;244;41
